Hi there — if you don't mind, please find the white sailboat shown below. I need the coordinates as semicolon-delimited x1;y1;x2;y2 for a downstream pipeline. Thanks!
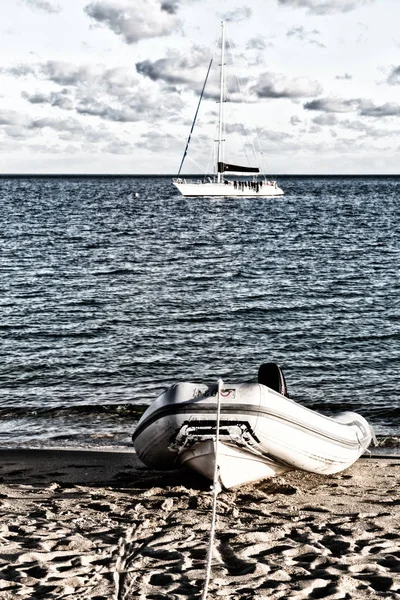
172;22;284;198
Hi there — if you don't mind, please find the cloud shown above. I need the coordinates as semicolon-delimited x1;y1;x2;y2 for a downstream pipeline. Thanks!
0;110;86;135
246;36;268;51
277;0;374;15
387;66;400;85
3;64;36;77
137;128;180;152
287;26;325;48
136;47;210;87
75;101;140;122
38;61;136;90
253;72;322;98
22;89;74;110
305;96;400;118
12;58;184;125
21;0;61;13
22;89;142;122
13;60;140;100
219;6;252;22
136;49;259;103
304;97;357;112
160;1;179;14
339;118;400;138
84;0;181;44
0;108;136;152
4;60;139;92
312;113;338;125
0;110;31;128
358;100;400;117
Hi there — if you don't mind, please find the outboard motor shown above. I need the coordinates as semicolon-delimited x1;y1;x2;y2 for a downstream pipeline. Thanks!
258;362;289;397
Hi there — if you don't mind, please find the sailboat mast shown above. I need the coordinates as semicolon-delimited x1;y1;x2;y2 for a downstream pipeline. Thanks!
217;21;225;184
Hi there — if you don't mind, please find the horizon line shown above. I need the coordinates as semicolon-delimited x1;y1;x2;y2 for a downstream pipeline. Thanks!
1;173;400;178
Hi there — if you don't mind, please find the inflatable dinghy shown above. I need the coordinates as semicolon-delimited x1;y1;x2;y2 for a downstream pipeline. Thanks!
132;363;374;488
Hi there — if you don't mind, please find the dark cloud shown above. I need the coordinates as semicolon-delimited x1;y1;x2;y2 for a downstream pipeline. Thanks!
358;100;400;117
136;50;257;104
305;96;400;118
160;1;179;14
135;46;214;90
253;72;322;98
136;59;194;86
23;89;139;123
277;0;373;15
304;97;357;112
22;89;74;110
76;100;140;122
21;0;61;14
287;26;325;48
84;0;181;44
7;60;139;92
387;66;400;85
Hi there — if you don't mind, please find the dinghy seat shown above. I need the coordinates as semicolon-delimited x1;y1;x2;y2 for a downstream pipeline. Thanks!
258;362;289;397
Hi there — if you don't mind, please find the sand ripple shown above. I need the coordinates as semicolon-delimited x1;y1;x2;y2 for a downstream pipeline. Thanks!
0;454;399;599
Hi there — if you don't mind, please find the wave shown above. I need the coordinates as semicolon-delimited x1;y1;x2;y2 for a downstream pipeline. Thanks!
0;403;398;449
0;403;148;420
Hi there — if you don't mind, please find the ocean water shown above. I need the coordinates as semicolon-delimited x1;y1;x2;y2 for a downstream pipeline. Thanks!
0;175;399;449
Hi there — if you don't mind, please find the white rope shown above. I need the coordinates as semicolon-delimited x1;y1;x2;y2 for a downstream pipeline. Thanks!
202;378;223;600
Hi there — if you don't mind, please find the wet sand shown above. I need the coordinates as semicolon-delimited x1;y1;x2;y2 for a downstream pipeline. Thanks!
0;448;399;599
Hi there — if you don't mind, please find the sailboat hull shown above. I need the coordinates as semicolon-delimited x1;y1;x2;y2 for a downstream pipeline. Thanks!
173;180;284;197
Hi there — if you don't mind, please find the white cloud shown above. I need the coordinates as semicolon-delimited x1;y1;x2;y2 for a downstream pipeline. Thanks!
277;0;374;15
219;5;252;23
253;72;322;98
21;0;61;14
84;0;181;44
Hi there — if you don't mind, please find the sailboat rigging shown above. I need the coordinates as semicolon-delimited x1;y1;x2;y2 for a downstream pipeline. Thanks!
173;21;284;198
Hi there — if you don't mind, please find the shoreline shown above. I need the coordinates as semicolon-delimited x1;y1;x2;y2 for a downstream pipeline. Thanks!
0;448;399;598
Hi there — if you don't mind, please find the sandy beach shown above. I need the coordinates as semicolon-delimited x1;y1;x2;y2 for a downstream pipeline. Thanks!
0;448;399;599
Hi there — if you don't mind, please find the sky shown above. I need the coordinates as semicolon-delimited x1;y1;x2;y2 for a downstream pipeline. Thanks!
1;0;400;174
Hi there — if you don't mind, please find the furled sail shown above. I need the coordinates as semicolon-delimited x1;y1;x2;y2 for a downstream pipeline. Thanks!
218;161;260;174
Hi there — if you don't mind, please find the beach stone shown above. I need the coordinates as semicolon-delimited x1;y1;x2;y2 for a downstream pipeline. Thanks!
355;574;393;592
149;572;174;586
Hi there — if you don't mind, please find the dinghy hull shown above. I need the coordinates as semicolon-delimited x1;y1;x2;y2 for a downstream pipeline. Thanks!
132;381;374;488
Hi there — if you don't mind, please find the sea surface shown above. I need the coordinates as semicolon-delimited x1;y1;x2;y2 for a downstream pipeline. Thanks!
0;175;399;450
